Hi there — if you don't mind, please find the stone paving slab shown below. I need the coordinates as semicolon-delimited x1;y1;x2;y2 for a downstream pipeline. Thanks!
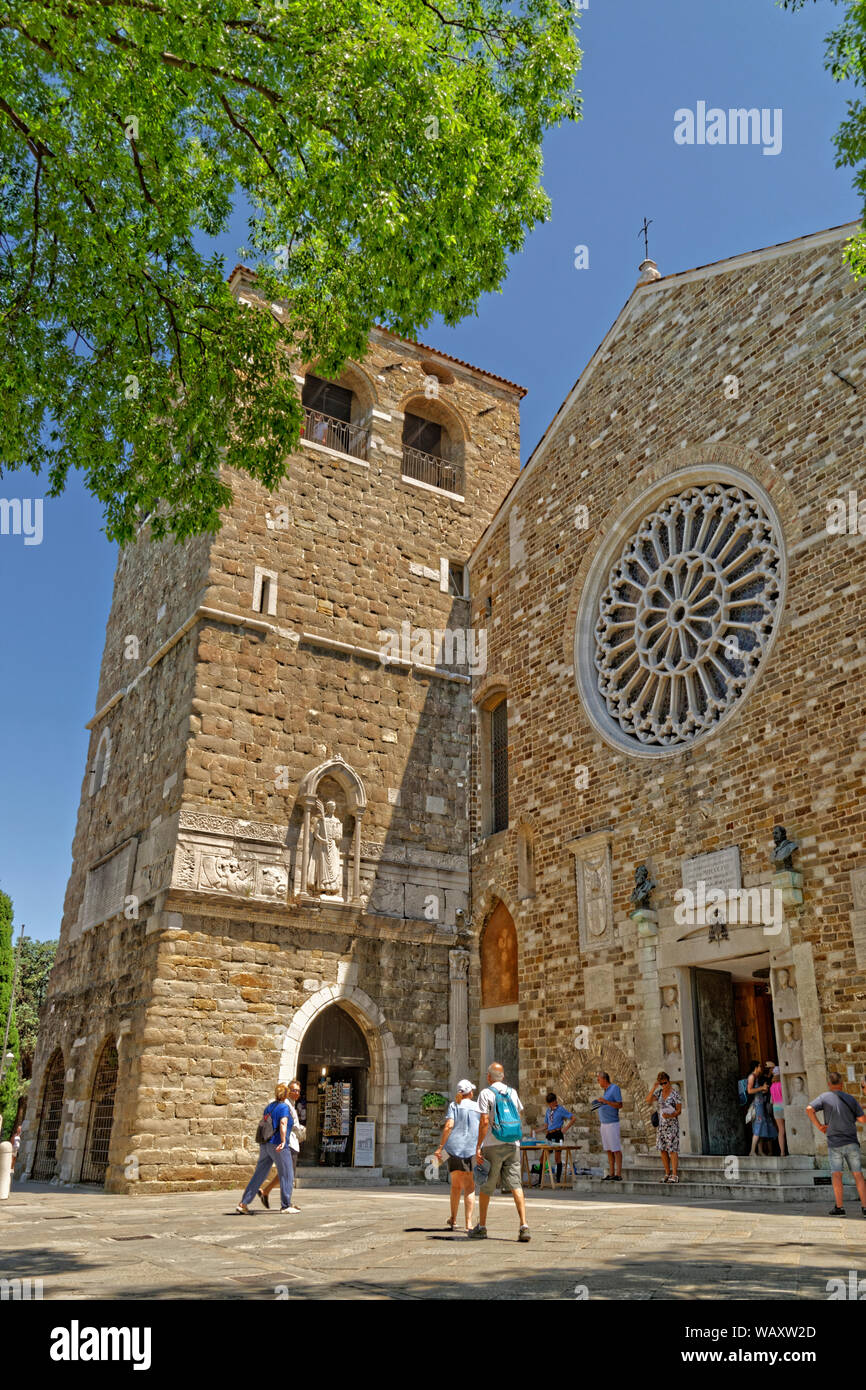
2;1182;865;1300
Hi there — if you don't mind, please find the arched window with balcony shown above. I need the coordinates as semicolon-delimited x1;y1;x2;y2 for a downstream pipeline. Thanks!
400;394;465;497
300;365;373;461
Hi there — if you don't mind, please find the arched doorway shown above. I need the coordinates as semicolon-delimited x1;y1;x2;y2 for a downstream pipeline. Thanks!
30;1049;65;1181
480;899;519;1084
79;1040;118;1185
298;1005;370;1167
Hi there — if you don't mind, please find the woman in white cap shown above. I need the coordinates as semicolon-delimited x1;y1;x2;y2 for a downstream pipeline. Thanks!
435;1080;481;1231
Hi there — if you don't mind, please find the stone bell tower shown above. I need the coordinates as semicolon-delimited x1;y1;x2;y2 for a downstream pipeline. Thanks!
22;276;524;1191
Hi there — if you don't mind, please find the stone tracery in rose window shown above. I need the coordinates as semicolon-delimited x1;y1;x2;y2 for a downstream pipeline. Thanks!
593;483;782;748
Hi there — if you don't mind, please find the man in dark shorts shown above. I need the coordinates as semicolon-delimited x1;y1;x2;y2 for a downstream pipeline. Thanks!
435;1080;481;1231
806;1071;866;1217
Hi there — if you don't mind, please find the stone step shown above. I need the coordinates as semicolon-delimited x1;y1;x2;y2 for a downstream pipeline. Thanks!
561;1176;858;1204
620;1154;816;1171
293;1167;390;1188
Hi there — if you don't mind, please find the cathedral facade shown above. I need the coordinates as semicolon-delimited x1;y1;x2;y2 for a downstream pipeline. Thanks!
468;222;866;1166
21;223;866;1190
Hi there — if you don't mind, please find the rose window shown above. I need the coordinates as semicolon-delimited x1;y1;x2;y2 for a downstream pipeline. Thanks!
592;483;782;748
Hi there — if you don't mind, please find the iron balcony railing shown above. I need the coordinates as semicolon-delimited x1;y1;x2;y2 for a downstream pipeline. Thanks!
401;444;462;495
302;406;370;460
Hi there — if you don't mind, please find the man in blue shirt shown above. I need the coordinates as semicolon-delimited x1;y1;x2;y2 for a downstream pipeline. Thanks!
595;1071;623;1181
532;1091;575;1185
806;1071;866;1217
236;1083;296;1214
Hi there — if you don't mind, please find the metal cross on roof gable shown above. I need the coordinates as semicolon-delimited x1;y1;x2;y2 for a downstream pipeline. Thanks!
639;217;653;261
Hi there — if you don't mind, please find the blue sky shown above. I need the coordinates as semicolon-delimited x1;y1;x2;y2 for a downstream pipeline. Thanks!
0;0;856;941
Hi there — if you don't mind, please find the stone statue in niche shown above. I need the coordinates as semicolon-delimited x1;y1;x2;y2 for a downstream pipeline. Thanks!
308;799;344;896
772;967;798;1020
663;1033;682;1077
786;1074;808;1108
660;985;679;1032
779;1019;804;1074
771;825;799;873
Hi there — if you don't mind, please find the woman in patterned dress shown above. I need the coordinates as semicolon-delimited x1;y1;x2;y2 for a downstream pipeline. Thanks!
645;1071;682;1183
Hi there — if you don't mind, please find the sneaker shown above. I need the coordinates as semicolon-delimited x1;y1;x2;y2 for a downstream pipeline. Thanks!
613;1175;622;1182
602;1174;613;1181
280;1205;301;1214
829;1206;846;1217
467;1225;488;1239
257;1188;270;1210
518;1226;531;1242
862;1208;866;1218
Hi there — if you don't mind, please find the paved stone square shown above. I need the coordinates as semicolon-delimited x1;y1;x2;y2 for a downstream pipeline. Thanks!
3;1182;865;1301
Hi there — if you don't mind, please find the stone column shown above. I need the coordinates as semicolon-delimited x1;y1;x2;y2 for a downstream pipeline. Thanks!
351;812;363;903
448;949;470;1095
298;798;315;895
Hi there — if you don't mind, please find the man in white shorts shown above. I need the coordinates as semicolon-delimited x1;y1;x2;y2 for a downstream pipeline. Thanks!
595;1071;623;1181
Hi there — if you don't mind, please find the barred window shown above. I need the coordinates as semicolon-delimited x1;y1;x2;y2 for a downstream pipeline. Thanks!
491;699;509;834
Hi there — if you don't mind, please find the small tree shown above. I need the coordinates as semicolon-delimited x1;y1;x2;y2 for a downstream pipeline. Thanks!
783;0;866;278
15;936;58;1080
0;892;21;1140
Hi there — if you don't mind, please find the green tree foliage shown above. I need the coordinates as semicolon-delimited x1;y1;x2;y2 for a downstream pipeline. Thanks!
783;0;866;277
0;892;21;1140
0;0;581;542
14;936;58;1080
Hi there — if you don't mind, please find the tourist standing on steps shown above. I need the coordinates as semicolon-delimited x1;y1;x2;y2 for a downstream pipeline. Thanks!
434;1080;481;1231
236;1083;295;1214
769;1067;787;1157
806;1071;866;1218
595;1072;623;1181
469;1062;531;1243
532;1091;575;1185
646;1072;681;1183
747;1061;777;1157
259;1079;304;1211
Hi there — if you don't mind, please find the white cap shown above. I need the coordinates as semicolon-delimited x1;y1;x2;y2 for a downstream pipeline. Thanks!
457;1079;476;1094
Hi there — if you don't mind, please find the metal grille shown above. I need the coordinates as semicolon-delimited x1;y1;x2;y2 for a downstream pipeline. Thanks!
79;1042;118;1185
30;1050;65;1182
302;406;370;460
491;699;509;833
401;444;462;495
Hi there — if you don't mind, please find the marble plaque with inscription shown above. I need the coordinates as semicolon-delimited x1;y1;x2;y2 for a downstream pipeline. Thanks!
681;847;741;897
584;963;615;1012
81;839;138;931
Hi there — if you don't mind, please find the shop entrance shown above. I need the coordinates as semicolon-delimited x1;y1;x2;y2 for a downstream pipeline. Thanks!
691;960;779;1154
297;1004;370;1167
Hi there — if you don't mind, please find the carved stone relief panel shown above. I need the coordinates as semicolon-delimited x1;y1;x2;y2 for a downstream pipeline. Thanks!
568;831;614;952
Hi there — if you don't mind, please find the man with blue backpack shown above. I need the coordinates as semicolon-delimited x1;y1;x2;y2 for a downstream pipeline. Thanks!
469;1062;530;1243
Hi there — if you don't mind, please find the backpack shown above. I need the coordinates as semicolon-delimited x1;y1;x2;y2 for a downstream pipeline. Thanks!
737;1077;749;1107
490;1086;523;1143
255;1103;276;1145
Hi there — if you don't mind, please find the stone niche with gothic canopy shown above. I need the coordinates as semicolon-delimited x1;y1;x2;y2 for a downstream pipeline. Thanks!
294;755;367;905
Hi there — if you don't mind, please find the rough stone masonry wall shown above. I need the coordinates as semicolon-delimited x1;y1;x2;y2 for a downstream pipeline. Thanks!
469;230;866;1147
60;527;212;943
123;908;453;1191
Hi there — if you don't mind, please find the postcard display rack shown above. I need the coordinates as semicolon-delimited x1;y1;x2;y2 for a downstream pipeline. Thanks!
319;1079;353;1165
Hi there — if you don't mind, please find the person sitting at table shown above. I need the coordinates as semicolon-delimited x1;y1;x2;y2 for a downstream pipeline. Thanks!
532;1091;575;1184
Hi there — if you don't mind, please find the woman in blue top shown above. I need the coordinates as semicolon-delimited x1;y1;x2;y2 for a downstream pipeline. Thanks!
435;1081;481;1231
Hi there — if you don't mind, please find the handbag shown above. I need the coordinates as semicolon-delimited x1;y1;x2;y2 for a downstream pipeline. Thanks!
745;1101;756;1125
651;1111;660;1128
